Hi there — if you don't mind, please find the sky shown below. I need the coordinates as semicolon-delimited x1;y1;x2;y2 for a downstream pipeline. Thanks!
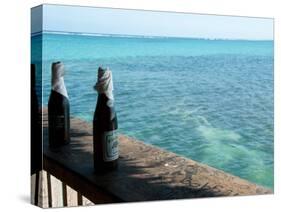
31;4;274;40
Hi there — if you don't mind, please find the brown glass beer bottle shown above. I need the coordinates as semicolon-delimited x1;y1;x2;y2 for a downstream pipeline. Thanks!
48;62;70;147
31;64;42;175
93;67;118;172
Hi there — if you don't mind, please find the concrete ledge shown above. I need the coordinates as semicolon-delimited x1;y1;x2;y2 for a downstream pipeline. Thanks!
42;109;272;204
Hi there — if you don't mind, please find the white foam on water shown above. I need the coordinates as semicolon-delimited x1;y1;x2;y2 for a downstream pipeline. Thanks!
196;122;270;187
197;125;241;142
160;105;271;187
196;123;243;166
196;115;211;126
166;104;204;122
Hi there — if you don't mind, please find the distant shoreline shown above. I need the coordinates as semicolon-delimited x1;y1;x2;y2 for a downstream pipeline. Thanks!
31;30;274;42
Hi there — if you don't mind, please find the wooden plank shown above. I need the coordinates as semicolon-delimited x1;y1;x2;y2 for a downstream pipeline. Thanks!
30;174;36;205
42;109;272;204
50;175;63;207
82;196;95;206
37;170;49;208
66;185;78;207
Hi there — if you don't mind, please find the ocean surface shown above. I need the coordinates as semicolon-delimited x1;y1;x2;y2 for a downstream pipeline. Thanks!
31;33;274;189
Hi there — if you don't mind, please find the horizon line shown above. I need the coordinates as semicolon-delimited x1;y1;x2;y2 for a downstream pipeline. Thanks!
31;30;274;41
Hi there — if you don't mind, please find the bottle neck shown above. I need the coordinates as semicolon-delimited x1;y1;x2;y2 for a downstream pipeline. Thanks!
94;67;114;101
51;62;68;98
52;76;68;98
96;93;114;108
95;93;116;121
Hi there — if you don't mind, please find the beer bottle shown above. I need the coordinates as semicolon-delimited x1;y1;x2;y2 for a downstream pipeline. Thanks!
48;62;70;147
31;64;43;206
31;64;42;175
93;67;118;172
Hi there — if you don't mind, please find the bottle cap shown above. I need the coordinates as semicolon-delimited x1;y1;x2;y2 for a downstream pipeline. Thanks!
51;61;68;98
94;67;114;100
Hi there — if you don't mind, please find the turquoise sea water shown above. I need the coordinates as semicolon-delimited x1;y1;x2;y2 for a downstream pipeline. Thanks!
32;33;274;189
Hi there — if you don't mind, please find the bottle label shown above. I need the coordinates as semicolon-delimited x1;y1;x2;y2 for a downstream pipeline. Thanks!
102;130;119;162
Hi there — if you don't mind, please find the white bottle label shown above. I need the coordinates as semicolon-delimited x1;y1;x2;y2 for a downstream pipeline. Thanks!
102;130;119;161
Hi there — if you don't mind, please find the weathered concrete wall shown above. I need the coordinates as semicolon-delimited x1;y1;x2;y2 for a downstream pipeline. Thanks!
36;108;272;207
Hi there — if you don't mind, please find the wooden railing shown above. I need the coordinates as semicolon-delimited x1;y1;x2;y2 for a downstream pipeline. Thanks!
31;170;94;208
34;108;272;208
